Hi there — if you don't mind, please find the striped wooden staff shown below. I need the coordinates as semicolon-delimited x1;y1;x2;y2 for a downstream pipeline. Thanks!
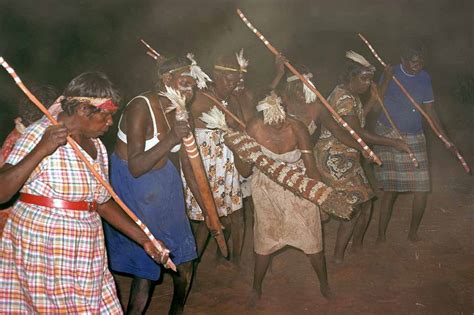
371;85;419;167
140;38;162;60
236;9;382;166
359;33;471;174
0;56;177;271
170;99;229;258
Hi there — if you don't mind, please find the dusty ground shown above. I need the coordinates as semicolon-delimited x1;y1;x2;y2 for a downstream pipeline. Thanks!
115;130;473;315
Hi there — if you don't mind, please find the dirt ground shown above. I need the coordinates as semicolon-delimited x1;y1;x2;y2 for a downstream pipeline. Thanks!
115;129;473;315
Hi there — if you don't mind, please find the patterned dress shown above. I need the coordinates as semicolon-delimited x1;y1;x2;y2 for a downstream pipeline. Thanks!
182;128;242;221
314;85;375;205
0;117;122;314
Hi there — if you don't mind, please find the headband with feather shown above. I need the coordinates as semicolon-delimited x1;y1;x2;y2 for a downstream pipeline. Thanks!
345;50;376;72
286;73;317;104
182;53;212;89
215;49;249;74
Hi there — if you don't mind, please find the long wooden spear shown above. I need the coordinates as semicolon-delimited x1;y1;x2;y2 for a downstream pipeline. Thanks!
0;56;176;271
358;34;471;174
236;9;382;166
371;85;419;167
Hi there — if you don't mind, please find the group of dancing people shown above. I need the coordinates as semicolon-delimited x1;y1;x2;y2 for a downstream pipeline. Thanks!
0;38;454;314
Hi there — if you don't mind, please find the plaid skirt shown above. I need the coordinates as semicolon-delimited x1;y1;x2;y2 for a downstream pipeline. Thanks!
0;202;122;314
374;122;430;192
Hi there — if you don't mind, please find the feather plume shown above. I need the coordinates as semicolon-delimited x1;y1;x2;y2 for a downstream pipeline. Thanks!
200;106;229;131
158;86;189;121
184;53;212;89
345;50;375;71
256;93;286;125
235;49;249;71
286;73;317;103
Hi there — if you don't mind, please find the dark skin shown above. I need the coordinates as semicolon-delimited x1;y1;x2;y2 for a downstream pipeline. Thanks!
0;104;169;265
113;70;198;315
332;71;411;264
370;55;454;243
272;55;384;157
188;59;246;265
232;78;257;124
241;114;331;303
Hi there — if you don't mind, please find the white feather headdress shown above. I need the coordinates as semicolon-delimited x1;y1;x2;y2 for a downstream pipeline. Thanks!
200;106;229;131
183;53;212;90
286;73;317;104
345;50;376;72
158;86;189;121
235;49;249;72
256;93;286;125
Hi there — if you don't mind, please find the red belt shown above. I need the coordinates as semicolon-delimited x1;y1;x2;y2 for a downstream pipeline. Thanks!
19;193;98;211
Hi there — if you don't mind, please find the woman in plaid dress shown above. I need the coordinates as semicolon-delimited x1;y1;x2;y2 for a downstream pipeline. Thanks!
0;72;169;314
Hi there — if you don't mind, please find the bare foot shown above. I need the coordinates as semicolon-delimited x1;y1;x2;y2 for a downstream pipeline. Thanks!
332;256;344;265
246;289;261;309
408;233;421;242
376;235;387;245
320;284;334;300
351;244;363;254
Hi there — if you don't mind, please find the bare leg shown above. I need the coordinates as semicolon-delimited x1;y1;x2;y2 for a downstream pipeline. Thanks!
169;261;194;315
377;191;398;242
333;207;361;264
352;201;373;252
307;251;332;299
251;253;271;303
111;273;127;310
230;209;245;265
191;221;210;259
125;277;153;315
408;192;428;242
217;215;232;260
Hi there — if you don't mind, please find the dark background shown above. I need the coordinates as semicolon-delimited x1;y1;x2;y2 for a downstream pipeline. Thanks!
1;0;473;149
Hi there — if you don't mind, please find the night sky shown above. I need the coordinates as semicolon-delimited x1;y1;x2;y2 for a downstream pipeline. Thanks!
1;0;473;147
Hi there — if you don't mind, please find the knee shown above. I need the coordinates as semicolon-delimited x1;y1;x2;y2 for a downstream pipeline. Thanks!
176;263;193;284
220;215;231;229
414;192;428;200
231;210;245;228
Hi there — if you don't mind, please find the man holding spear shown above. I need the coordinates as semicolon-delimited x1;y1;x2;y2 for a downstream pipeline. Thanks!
372;43;456;242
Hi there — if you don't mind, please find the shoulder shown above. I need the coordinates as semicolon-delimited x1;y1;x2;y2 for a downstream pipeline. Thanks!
123;93;155;116
246;117;263;136
23;117;49;139
288;116;308;133
418;69;432;82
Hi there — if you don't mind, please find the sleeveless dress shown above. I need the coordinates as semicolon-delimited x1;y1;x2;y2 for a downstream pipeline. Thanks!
103;95;196;281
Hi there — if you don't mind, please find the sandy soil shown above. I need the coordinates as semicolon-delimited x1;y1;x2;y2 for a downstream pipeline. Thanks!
115;130;474;315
